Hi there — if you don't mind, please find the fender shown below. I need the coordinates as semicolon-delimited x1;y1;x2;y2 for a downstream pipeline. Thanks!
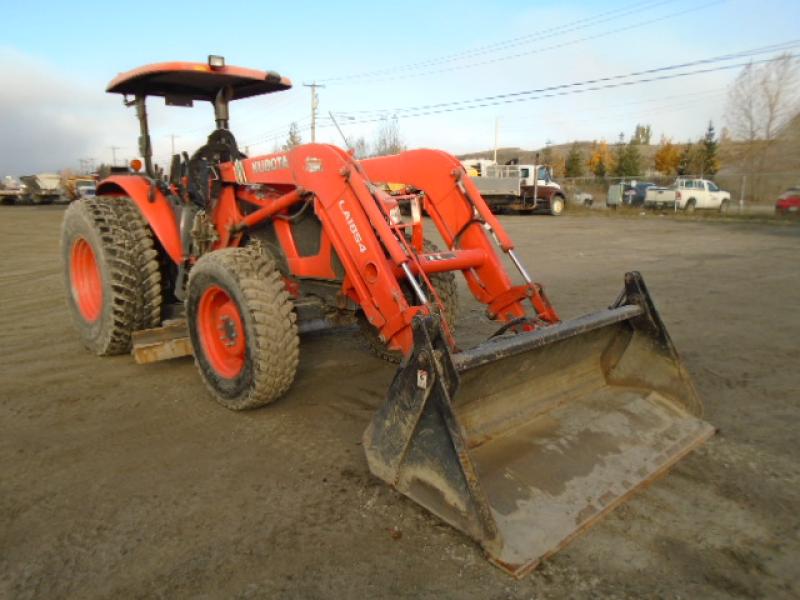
96;176;183;264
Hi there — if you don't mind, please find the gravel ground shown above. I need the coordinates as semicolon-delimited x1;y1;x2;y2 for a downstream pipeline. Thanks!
1;205;798;599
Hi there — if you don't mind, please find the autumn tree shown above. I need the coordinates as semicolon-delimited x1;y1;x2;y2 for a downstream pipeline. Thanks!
282;122;303;151
677;143;695;176
540;139;554;166
564;143;585;177
550;149;567;178
373;117;406;156
654;137;681;175
587;141;613;178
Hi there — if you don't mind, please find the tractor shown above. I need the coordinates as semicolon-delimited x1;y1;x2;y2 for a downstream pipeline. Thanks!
61;56;714;576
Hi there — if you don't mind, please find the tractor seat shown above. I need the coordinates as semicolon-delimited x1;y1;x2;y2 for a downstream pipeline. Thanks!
185;129;246;208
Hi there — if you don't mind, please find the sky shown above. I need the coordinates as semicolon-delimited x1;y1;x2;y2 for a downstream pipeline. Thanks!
0;0;798;174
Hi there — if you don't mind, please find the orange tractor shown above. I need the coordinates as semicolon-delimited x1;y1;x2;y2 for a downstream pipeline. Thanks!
61;57;713;576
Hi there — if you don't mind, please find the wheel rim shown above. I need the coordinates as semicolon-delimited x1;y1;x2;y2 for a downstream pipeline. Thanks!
197;285;246;379
553;199;563;214
70;238;103;322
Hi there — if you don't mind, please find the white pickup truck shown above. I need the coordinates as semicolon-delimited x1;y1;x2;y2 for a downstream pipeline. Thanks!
644;178;731;213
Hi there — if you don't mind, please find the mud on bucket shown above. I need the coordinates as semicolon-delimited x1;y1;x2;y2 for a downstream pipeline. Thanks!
363;272;714;577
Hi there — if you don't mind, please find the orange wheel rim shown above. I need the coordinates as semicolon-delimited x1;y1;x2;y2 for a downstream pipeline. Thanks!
197;285;246;378
70;238;103;322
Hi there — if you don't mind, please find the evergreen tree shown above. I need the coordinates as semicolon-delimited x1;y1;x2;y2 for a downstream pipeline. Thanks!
613;143;643;177
700;121;720;177
564;143;585;177
282;122;302;151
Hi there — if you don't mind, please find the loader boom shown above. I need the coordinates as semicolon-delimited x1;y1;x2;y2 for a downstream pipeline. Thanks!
217;144;558;354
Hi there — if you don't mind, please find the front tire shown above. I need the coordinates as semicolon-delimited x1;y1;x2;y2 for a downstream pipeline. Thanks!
61;197;139;355
719;199;730;214
549;196;565;216
186;248;299;410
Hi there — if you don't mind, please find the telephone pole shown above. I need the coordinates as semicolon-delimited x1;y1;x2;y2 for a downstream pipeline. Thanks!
109;146;121;166
303;82;325;143
169;134;179;155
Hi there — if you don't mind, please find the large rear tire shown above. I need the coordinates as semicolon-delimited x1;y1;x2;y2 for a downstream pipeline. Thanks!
61;197;139;355
359;239;458;363
186;248;299;410
106;196;163;330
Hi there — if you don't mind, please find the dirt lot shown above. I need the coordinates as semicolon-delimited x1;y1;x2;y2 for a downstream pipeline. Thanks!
1;206;798;599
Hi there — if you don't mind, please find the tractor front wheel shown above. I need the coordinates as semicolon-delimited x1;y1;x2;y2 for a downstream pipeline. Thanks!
186;248;299;410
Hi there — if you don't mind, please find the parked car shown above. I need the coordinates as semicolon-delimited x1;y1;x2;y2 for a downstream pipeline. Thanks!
775;187;800;215
644;178;731;213
606;181;656;209
623;182;656;206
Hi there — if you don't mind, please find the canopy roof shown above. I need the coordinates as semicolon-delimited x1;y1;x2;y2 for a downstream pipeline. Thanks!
106;61;292;101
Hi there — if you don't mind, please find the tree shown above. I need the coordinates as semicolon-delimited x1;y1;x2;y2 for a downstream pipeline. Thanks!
282;122;302;151
654;137;681;175
726;53;800;173
631;124;653;145
587;141;613;178
373;117;405;156
613;143;642;177
564;143;585;177
540;139;554;166
677;143;694;176
699;121;720;177
550;149;567;178
351;136;369;159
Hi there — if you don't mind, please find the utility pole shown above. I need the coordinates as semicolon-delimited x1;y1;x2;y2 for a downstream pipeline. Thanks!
303;82;325;142
109;146;120;166
169;134;180;155
493;117;499;164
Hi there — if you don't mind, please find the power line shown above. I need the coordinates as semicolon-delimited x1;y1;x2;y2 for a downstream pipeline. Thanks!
333;53;796;126
333;41;800;120
320;0;726;85
318;0;679;83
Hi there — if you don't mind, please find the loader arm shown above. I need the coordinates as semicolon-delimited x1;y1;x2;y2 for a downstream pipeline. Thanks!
360;150;558;323
219;144;440;354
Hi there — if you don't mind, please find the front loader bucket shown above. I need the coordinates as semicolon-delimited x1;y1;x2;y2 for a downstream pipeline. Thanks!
363;272;714;577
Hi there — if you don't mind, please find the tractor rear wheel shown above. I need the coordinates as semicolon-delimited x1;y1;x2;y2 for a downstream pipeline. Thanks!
359;239;458;363
186;248;299;410
106;196;163;330
61;197;139;355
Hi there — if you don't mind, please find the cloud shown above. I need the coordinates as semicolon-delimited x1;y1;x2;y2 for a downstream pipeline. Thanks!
0;48;137;175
